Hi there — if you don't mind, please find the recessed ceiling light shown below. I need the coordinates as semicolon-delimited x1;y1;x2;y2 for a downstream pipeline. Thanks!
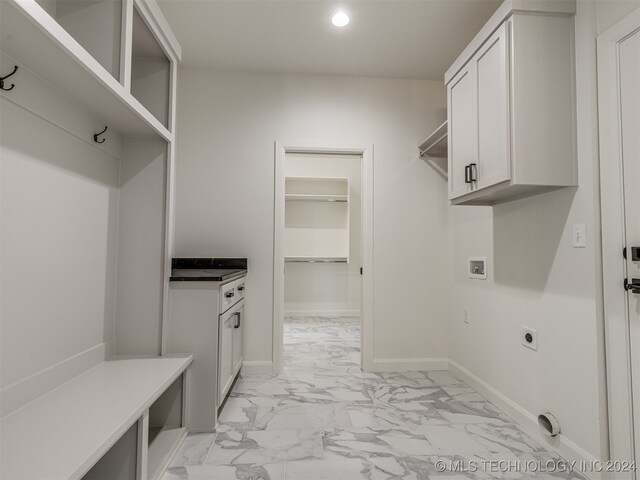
332;11;350;27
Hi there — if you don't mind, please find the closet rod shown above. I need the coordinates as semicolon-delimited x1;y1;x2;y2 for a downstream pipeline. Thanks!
285;259;348;263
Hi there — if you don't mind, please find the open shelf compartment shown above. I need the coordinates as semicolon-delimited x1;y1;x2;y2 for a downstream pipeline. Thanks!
131;5;171;129
284;176;350;262
147;375;186;480
0;0;172;139
35;0;122;80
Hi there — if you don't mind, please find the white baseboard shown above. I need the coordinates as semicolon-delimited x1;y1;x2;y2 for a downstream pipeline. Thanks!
370;357;449;372
284;309;360;317
448;360;602;480
242;361;273;375
0;342;106;418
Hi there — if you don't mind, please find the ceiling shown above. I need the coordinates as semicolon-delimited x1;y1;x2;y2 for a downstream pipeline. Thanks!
157;0;502;80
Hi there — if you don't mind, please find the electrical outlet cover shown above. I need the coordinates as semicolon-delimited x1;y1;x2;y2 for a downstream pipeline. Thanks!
522;326;538;351
572;223;587;248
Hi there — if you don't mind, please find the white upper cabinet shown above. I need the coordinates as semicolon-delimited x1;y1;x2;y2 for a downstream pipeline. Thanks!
446;0;577;206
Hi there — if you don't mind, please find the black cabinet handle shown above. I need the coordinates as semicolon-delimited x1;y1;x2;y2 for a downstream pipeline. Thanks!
237;285;245;291
469;163;477;182
225;292;235;298
625;278;640;294
464;165;471;184
234;312;241;328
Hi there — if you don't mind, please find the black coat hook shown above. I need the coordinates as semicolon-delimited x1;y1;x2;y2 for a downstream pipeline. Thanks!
0;65;18;91
94;126;108;143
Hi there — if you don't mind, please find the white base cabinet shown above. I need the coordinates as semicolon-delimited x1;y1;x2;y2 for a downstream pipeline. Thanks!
218;301;244;406
168;277;245;430
446;0;577;206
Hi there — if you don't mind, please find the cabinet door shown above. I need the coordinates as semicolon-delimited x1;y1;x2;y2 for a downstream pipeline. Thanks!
232;306;244;375
448;64;477;200
218;314;234;405
475;22;511;189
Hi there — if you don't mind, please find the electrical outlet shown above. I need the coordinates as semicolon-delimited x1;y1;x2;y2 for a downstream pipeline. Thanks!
463;308;470;325
522;326;538;351
572;223;587;248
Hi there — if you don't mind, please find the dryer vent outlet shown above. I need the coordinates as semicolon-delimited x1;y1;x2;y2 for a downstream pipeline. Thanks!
538;412;561;437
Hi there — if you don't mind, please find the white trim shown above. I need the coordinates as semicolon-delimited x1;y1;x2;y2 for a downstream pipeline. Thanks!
449;360;603;480
242;361;274;376
370;358;449;373
0;342;107;418
272;143;374;374
135;0;182;62
136;410;149;480
272;142;286;374
284;309;360;318
119;0;133;90
361;147;374;372
160;52;179;356
597;7;640;475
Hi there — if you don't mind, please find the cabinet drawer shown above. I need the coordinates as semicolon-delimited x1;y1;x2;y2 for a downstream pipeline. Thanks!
220;280;237;313
235;278;246;301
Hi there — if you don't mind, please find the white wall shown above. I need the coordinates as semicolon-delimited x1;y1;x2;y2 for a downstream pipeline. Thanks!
174;70;449;369
0;88;120;414
447;0;640;462
284;153;361;317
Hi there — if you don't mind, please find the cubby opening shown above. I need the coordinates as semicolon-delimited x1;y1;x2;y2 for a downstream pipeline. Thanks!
131;6;171;128
81;423;137;480
35;0;122;80
147;375;185;480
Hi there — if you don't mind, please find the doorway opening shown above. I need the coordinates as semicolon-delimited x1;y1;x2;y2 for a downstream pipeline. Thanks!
283;153;361;372
273;144;373;374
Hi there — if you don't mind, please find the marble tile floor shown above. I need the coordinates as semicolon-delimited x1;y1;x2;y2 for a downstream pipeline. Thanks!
161;316;586;480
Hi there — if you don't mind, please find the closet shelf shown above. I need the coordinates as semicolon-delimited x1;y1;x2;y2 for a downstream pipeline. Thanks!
419;121;448;180
0;0;172;141
285;256;349;263
285;193;348;202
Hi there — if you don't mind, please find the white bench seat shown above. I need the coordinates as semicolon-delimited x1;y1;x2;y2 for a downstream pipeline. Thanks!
0;355;192;480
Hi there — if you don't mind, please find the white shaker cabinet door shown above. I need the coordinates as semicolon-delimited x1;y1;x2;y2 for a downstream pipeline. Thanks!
218;313;234;406
447;64;477;200
475;21;511;190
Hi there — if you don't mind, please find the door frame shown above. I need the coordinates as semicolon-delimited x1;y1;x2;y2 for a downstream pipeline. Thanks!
597;7;640;471
272;142;374;374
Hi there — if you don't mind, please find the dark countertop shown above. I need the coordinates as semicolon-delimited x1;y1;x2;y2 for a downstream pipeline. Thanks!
170;258;247;282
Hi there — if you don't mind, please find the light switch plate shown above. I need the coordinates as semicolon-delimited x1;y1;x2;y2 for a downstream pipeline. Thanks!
572;223;586;248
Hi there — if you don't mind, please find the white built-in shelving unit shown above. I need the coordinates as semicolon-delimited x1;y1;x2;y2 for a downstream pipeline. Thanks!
0;0;183;478
284;177;351;263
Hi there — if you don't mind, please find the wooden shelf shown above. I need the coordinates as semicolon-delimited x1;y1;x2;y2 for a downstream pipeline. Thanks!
0;0;172;141
419;121;448;179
